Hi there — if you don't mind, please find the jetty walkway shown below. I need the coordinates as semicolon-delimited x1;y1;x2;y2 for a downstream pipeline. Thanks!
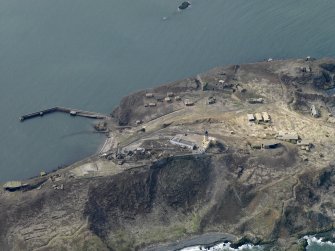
19;106;110;122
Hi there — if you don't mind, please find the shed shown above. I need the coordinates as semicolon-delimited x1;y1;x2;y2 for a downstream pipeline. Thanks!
262;112;270;122
276;132;299;143
297;140;311;151
255;113;263;122
167;92;174;97
310;105;320;118
247;114;255;121
165;97;172;102
146;93;154;98
247;98;264;104
156;96;164;102
184;99;194;106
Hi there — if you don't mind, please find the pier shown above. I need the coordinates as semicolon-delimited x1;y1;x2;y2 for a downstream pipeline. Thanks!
19;106;109;122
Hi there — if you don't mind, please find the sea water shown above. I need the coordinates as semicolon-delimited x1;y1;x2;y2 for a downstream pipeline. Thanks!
1;1;335;249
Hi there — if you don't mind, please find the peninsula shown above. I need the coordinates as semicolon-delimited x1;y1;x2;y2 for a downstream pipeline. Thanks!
2;58;335;250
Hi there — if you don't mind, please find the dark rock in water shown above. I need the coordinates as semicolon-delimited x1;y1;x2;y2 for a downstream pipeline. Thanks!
178;1;191;10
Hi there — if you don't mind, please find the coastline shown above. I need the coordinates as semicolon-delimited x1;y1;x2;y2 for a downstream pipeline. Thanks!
3;58;335;250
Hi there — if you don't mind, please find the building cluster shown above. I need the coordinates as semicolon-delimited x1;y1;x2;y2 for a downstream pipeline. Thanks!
144;91;184;108
247;112;271;123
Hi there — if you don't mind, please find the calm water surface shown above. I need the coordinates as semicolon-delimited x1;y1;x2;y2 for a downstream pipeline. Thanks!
1;0;335;181
1;1;335;250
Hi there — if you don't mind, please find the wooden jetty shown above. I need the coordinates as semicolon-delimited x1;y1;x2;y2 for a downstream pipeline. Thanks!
19;106;109;122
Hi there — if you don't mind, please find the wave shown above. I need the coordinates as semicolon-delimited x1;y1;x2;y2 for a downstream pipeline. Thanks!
181;241;262;251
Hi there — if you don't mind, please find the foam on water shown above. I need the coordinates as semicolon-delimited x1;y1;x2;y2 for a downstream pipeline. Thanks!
181;241;262;251
304;236;335;250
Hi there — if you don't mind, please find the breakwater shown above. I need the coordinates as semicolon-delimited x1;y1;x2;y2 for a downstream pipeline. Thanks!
19;107;109;122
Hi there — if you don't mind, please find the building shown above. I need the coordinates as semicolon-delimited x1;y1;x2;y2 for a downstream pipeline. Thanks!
184;99;194;106
165;97;172;102
145;93;154;98
247;114;255;122
247;98;264;104
167;92;174;97
262;112;271;122
311;105;320;118
297;140;311;151
255;113;263;123
276;132;299;144
156;96;164;102
175;96;182;101
149;103;156;107
170;136;196;150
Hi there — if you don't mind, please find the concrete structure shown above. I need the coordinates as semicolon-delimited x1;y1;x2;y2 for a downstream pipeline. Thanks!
255;113;263;123
145;93;154;98
170;136;196;150
276;132;299;143
311;105;320;118
19;106;109;122
247;114;255;121
184;99;194;106
262;112;271;122
247;98;264;104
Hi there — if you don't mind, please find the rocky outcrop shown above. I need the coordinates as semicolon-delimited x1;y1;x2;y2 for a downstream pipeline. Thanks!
84;156;212;250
